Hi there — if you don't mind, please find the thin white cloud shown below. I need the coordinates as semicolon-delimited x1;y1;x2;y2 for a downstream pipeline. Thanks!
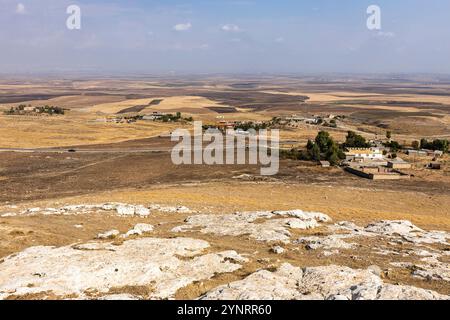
173;23;192;31
222;24;240;32
275;37;285;43
16;3;26;14
376;31;396;38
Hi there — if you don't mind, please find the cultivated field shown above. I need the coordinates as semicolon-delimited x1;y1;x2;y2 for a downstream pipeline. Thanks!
0;75;449;300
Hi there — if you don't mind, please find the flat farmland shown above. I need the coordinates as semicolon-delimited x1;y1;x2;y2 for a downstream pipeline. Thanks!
1;75;450;300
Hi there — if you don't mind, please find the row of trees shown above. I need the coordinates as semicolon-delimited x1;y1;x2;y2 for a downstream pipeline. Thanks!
419;139;449;153
4;104;65;115
160;112;193;122
282;131;351;165
307;131;346;165
282;130;407;165
282;129;449;166
234;121;269;131
35;105;65;115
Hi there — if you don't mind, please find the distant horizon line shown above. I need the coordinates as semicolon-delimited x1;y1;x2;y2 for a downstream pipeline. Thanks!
1;71;450;80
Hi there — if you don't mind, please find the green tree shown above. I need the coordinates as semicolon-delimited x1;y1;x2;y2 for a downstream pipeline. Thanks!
386;131;392;140
311;144;321;161
386;140;402;152
315;131;332;153
306;139;314;150
326;141;341;165
420;138;428;149
344;131;369;148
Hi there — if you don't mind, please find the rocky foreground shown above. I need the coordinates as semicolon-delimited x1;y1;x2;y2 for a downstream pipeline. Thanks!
0;203;449;300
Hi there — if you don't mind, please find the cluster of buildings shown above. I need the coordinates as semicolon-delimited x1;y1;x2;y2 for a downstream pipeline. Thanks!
282;114;338;126
343;147;412;180
5;105;65;116
105;116;138;124
142;112;166;121
405;149;444;158
215;120;266;130
104;112;167;124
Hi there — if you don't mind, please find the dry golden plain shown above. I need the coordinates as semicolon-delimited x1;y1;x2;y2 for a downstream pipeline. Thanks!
1;77;450;299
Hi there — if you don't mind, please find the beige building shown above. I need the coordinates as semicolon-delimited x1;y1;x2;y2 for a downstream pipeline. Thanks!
387;160;412;169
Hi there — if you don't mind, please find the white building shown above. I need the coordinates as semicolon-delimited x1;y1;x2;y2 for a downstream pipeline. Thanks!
345;148;384;162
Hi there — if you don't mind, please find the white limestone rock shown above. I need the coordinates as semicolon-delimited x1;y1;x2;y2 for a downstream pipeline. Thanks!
271;246;285;254
1;203;194;218
272;210;332;223
364;220;450;245
134;206;151;217
149;205;192;214
116;205;136;216
172;210;330;243
295;234;356;251
122;224;154;238
0;238;246;300
392;260;450;282
96;230;120;240
98;294;141;300
201;263;448;300
365;220;423;236
0;213;16;217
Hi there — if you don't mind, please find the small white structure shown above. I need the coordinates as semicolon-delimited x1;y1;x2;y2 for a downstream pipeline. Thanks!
320;161;331;168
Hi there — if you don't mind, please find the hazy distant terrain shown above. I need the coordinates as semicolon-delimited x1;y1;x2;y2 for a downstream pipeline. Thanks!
0;75;449;300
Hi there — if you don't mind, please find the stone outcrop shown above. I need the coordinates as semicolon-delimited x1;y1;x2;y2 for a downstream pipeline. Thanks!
96;230;120;240
148;205;193;214
201;263;449;300
122;224;154;238
0;238;247;300
172;210;331;243
364;220;450;245
0;203;194;218
296;220;450;255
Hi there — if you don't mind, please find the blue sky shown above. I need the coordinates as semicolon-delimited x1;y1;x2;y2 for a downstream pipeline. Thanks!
1;0;450;74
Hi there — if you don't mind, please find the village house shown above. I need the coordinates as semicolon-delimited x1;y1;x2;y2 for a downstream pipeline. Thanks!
142;112;165;121
428;162;442;170
345;165;410;180
387;158;412;169
216;121;237;130
320;161;331;168
345;148;384;162
406;149;444;158
284;115;321;125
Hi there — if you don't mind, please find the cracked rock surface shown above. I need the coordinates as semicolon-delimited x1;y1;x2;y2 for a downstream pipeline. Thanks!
172;210;331;242
0;203;193;217
0;237;247;300
201;263;449;300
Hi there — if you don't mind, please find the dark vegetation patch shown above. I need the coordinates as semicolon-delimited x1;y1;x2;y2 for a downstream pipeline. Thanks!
351;110;443;120
196;91;308;110
206;106;238;113
117;99;164;114
333;100;450;111
0;94;68;104
229;83;259;89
